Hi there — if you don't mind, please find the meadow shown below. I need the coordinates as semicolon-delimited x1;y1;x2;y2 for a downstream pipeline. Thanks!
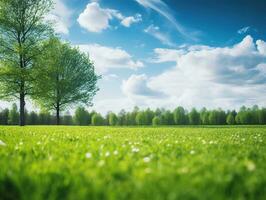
0;126;265;200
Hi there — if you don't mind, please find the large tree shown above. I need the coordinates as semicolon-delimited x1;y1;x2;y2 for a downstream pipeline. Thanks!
32;38;99;125
0;0;53;126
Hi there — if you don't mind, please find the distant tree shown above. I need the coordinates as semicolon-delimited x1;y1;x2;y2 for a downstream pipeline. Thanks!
0;108;9;125
189;108;200;125
152;116;161;126
0;0;53;126
226;113;235;125
32;38;99;125
74;107;90;126
8;104;19;125
62;111;73;125
173;106;186;125
136;112;147;125
117;109;127;125
161;110;174;125
145;108;154;125
108;113;118;126
91;113;104;126
258;108;266;124
39;111;51;125
27;111;39;125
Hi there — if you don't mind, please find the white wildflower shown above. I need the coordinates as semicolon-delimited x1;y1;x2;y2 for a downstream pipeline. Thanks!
113;150;118;155
105;151;110;157
190;150;195;155
245;160;256;172
143;157;151;163
85;152;92;159
132;147;139;153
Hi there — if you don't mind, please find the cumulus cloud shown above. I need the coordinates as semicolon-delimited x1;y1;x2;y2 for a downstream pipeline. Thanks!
123;35;266;110
121;14;142;27
78;44;144;74
144;25;175;46
77;2;141;33
122;74;165;98
45;0;73;34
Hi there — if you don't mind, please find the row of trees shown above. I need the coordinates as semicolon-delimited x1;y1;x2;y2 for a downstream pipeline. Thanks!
0;0;99;126
1;105;266;126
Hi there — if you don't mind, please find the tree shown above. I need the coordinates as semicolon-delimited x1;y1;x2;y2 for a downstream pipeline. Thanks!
173;106;186;125
0;108;9;125
135;112;147;125
91;113;104;126
152;116;160;126
226;113;235;125
32;38;99;125
8;103;19;125
27;111;39;125
189;108;200;125
108;113;118;126
74;107;90;126
0;0;53;126
62;111;73;125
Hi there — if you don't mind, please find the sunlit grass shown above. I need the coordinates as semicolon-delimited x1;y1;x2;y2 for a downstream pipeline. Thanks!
0;126;265;200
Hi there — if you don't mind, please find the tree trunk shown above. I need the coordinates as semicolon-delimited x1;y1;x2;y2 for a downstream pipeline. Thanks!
56;103;60;125
19;91;25;126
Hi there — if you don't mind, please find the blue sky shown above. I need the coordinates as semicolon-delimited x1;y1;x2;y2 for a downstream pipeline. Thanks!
1;0;266;114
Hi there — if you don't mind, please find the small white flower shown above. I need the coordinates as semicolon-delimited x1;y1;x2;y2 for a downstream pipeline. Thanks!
0;140;6;146
143;157;151;163
113;150;118;155
85;152;92;159
190;150;195;155
105;151;110;157
132;147;139;153
245;160;256;172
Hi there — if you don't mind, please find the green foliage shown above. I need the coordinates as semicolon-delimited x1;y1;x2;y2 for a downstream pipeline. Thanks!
0;126;265;200
0;0;53;125
152;116;161;126
74;107;90;126
226;113;235;125
108;113;118;126
189;108;200;125
32;38;99;124
8;103;19;125
91;114;104;126
173;106;187;125
136;112;147;125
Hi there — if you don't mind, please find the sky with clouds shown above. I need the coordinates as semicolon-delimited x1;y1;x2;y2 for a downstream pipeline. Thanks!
1;0;266;114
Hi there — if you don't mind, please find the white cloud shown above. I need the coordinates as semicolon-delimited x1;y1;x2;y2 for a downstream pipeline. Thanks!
78;44;144;74
122;35;266;110
122;74;165;98
121;14;142;27
136;0;197;40
77;2;141;33
144;25;175;46
256;40;266;55
45;0;73;34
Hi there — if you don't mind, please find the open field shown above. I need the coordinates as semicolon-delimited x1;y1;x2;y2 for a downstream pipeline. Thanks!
0;126;266;200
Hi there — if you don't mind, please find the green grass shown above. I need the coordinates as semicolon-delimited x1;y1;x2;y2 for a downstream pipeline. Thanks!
0;126;266;200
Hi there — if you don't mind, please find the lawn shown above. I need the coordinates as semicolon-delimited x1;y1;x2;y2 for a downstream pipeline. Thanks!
0;126;265;200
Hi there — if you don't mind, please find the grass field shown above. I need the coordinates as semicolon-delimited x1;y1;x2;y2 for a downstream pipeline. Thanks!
0;126;266;200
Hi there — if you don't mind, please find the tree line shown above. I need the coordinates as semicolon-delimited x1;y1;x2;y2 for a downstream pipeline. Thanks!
1;104;266;126
0;0;99;126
